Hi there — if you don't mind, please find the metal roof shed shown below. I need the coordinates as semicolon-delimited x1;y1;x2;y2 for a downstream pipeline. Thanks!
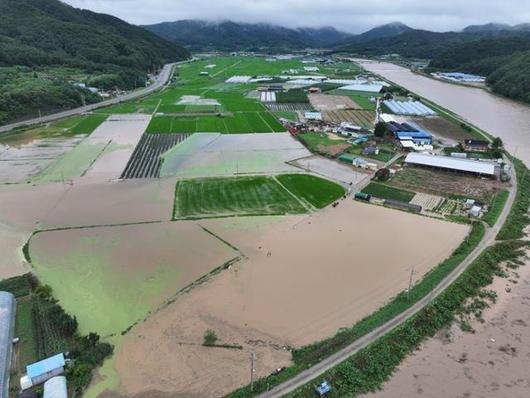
0;291;16;398
43;376;67;398
405;153;497;176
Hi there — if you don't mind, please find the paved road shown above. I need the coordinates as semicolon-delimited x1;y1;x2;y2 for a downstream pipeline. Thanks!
0;58;194;134
259;162;517;397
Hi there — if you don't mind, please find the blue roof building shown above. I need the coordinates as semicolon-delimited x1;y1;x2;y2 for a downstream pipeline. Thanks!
396;131;432;144
26;353;65;386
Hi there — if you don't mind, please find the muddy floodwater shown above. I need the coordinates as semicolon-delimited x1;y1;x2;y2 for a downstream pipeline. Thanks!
358;60;530;166
110;201;468;398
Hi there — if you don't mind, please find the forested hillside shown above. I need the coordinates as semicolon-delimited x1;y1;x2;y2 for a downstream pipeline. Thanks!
144;20;352;51
0;0;190;125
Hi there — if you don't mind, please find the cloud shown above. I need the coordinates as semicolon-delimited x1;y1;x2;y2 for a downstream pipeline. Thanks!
62;0;530;33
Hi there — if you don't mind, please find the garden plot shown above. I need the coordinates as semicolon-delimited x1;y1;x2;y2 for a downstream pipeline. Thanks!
323;110;375;127
290;155;370;186
308;94;361;111
265;103;314;112
121;133;191;179
29;221;240;337
410;192;443;211
159;133;311;178
0;137;83;183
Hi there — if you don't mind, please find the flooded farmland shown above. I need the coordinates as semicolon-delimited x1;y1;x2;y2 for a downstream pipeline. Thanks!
109;201;468;397
358;60;530;166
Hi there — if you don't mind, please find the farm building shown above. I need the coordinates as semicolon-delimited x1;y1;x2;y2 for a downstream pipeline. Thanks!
225;76;253;83
304;66;320;72
43;376;67;398
405;153;499;178
384;199;422;213
400;140;433;152
0;291;16;398
25;353;65;387
396;131;433;145
305;112;322;121
464;139;489;152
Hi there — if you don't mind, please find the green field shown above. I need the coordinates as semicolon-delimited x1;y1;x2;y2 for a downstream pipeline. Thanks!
483;189;509;227
362;182;416;202
173;176;308;219
277;174;345;208
146;112;284;134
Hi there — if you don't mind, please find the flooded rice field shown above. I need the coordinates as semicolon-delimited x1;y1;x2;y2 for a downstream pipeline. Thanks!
358;60;530;166
107;201;468;397
29;221;239;337
291;155;371;187
0;136;83;183
160;132;310;178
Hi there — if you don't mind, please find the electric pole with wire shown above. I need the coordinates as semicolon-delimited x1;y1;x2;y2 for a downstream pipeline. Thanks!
250;351;256;392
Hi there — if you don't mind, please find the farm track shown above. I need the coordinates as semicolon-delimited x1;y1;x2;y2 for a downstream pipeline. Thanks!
120;133;191;179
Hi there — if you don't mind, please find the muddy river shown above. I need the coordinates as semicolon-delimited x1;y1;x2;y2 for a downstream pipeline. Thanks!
357;60;530;166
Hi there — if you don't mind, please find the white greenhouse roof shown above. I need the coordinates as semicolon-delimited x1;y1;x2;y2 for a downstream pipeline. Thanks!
405;153;496;175
340;84;383;93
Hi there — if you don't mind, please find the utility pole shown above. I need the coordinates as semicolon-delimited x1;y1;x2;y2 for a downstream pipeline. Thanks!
407;265;416;301
250;351;256;392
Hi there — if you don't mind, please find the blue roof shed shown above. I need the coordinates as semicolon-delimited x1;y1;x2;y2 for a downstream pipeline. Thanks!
27;354;65;380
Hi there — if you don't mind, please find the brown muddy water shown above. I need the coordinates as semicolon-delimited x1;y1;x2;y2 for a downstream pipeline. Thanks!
358;60;530;166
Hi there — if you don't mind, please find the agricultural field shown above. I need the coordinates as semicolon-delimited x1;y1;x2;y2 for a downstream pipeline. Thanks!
159;132;310;178
323;109;375;127
297;132;351;157
308;94;361;111
266;103;313;112
173;176;308;219
362;182;416;202
29;222;240;337
388;165;508;202
276;174;346;208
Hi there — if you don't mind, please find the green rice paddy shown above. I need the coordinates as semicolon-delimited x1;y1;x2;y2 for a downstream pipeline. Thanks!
276;174;346;208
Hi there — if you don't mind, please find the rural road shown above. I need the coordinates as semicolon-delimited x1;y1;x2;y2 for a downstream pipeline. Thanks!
259;162;516;397
0;58;194;134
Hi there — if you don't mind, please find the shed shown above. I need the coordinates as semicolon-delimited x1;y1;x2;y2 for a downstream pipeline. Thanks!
469;205;482;217
43;376;67;398
384;199;422;213
0;291;16;398
26;353;65;386
405;153;497;177
464;139;489;152
340;84;383;93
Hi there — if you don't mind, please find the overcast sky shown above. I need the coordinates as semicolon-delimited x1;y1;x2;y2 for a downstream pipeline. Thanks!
62;0;530;33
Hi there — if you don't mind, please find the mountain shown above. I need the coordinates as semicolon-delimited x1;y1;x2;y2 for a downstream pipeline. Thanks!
463;22;530;33
0;0;190;71
0;0;190;125
357;22;413;40
143;19;353;50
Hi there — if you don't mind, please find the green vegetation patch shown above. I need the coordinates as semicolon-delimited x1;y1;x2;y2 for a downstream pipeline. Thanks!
363;182;415;202
277;174;345;209
483;189;509;227
173;176;307;219
69;114;108;134
276;89;309;103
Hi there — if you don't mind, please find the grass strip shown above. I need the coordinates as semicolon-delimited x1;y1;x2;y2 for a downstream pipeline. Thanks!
496;157;530;240
483;189;509;227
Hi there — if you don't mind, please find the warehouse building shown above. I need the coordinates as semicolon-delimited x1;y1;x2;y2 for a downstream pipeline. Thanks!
0;291;16;398
405;153;499;178
464;139;490;152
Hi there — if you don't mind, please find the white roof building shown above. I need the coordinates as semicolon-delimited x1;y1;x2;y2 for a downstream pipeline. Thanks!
405;153;497;176
339;84;383;93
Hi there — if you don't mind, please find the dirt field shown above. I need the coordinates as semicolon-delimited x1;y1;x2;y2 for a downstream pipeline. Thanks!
308;94;360;111
107;201;468;398
323;110;375;127
362;250;530;398
389;165;509;202
291;155;370;186
409;116;474;145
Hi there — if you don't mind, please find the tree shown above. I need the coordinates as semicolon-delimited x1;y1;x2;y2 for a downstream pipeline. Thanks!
375;168;391;182
203;329;218;346
492;137;503;149
374;121;387;138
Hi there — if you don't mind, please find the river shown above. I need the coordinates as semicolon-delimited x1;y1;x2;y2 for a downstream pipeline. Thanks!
357;60;530;166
